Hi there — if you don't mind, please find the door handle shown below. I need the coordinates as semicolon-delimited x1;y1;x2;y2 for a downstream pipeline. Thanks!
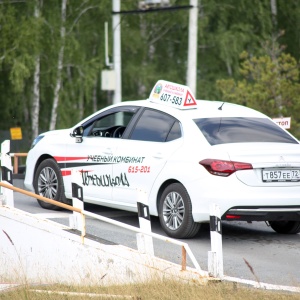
103;148;113;155
153;152;164;159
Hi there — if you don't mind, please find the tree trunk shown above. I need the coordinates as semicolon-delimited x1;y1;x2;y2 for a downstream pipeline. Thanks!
92;77;98;113
31;0;41;141
32;56;40;140
270;0;277;29
49;0;67;130
270;0;282;115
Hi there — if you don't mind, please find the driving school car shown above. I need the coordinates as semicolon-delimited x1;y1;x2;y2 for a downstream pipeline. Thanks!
24;80;300;239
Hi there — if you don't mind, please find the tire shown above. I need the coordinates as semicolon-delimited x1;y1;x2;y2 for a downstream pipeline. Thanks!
158;183;200;239
33;158;66;210
269;221;300;234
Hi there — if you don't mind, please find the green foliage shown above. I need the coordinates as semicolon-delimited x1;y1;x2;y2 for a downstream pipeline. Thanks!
216;42;300;138
120;1;190;100
1;0;300;147
277;0;300;61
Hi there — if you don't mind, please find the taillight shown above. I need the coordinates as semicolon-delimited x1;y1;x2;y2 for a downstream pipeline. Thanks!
199;159;253;177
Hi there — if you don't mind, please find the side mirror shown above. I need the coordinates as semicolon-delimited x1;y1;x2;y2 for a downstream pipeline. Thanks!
70;126;84;143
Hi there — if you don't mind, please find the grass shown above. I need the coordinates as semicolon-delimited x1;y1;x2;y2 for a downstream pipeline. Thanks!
1;279;300;300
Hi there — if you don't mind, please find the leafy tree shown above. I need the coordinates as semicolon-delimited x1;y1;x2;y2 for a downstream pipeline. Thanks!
197;0;277;99
1;0;300;150
277;0;300;61
39;0;109;131
0;1;42;148
119;1;190;100
216;37;300;138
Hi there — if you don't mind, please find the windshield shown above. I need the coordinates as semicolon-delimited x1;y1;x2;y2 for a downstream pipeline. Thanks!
194;117;298;145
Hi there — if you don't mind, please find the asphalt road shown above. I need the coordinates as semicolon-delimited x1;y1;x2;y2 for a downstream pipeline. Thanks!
12;179;300;287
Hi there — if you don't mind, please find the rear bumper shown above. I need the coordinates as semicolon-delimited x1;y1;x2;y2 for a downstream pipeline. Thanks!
223;207;300;222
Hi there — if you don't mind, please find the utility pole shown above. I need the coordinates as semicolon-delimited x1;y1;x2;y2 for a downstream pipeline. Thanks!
111;0;196;103
112;0;122;104
186;0;198;96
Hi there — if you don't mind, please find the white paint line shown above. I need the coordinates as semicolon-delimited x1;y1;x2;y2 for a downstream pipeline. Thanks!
223;276;300;293
0;284;20;292
29;289;134;298
34;212;71;219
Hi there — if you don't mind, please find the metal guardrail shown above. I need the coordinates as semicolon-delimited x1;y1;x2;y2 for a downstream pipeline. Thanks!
0;181;203;275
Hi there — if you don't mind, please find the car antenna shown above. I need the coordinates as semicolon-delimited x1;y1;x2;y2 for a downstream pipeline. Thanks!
218;102;225;110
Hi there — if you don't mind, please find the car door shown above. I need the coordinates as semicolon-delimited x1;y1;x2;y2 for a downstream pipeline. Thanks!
112;108;183;209
65;107;138;205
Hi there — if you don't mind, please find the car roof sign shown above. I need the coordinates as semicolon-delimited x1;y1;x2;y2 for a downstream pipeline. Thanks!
148;80;198;110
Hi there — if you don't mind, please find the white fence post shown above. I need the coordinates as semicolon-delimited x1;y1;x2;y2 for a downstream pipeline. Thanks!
208;203;224;278
69;170;85;239
0;140;14;207
136;190;154;256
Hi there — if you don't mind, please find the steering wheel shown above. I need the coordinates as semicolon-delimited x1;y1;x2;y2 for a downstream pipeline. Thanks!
113;126;125;138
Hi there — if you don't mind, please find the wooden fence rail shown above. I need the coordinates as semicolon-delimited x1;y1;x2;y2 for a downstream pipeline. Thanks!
10;153;28;174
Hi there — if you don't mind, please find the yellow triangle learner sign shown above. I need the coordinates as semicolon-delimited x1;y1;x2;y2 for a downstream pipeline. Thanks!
148;80;198;110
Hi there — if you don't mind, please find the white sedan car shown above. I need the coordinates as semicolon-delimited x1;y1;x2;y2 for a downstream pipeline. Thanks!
25;80;300;238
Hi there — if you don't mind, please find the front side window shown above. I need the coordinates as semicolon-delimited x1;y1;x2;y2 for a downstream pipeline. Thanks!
85;110;136;138
93;111;134;128
194;117;298;145
130;109;181;142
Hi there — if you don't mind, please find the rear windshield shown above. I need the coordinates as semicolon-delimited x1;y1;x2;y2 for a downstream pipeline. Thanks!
194;117;298;145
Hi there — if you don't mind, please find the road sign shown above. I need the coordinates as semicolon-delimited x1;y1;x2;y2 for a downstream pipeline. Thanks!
273;117;291;129
10;127;22;140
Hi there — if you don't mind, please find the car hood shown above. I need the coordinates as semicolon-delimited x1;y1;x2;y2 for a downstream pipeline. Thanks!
41;128;71;137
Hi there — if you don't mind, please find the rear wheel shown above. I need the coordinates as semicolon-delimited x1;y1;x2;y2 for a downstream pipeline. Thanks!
269;221;300;234
158;183;200;239
33;158;66;210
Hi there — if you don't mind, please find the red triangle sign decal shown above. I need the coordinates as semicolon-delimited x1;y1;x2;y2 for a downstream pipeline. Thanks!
184;90;197;106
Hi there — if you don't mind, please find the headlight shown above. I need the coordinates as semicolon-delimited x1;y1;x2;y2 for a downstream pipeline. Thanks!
31;135;44;149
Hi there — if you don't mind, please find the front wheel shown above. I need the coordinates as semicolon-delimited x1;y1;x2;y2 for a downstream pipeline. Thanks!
269;221;300;234
158;183;200;239
33;158;66;210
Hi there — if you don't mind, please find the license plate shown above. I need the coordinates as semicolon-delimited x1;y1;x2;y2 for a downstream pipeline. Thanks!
262;169;300;182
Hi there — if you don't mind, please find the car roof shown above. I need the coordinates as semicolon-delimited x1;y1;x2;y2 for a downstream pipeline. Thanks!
77;79;269;127
116;99;268;120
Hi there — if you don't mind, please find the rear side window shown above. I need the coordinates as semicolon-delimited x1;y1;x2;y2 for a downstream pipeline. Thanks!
130;109;181;142
166;121;181;142
194;117;298;145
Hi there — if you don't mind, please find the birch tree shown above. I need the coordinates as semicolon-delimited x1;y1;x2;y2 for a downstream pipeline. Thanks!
0;1;39;136
270;0;277;29
2;0;300;147
49;0;67;131
48;0;107;129
31;0;41;140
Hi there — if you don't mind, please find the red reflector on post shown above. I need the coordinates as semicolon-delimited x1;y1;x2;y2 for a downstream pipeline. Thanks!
226;214;241;220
